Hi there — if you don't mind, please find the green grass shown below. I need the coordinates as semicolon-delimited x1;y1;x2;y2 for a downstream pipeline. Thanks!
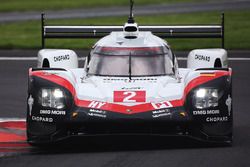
0;10;249;50
0;0;197;13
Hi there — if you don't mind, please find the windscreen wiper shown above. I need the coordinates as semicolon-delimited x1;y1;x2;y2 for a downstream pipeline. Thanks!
129;53;132;80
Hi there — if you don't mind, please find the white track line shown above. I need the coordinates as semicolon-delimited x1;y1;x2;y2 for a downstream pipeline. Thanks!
0;118;25;122
0;57;37;61
229;58;250;61
0;57;86;61
0;57;250;61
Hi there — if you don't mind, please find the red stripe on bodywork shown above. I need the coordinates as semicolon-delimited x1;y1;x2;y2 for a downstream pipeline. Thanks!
31;70;230;114
31;71;76;97
76;99;183;114
183;70;230;98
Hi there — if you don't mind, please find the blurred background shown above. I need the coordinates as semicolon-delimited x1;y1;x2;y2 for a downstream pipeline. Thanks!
0;0;249;51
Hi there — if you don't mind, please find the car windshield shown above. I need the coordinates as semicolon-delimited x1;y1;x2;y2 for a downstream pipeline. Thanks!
88;46;174;77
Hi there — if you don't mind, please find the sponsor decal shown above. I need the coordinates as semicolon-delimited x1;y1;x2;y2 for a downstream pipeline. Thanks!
88;101;106;109
206;116;228;122
195;54;210;62
54;54;70;62
114;91;146;103
151;101;173;109
40;110;66;115
193;110;220;115
28;95;34;116
88;109;106;118
123;79;136;83
121;87;143;90
89;109;106;114
152;109;171;118
226;95;232;116
32;116;53;123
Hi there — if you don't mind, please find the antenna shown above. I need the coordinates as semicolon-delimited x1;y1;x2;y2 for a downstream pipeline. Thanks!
128;0;135;23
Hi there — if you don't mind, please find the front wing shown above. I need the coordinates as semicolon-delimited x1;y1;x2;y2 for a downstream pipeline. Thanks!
26;69;233;145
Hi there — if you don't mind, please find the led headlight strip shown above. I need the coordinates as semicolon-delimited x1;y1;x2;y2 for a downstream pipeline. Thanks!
194;88;218;109
39;88;65;109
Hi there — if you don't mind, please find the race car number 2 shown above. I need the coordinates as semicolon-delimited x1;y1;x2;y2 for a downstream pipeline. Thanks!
114;91;146;103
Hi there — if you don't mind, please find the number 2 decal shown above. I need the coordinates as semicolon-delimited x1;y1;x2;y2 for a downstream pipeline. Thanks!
123;91;137;102
114;91;146;103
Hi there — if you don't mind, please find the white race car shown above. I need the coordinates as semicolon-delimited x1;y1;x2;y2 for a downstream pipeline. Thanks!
27;1;232;145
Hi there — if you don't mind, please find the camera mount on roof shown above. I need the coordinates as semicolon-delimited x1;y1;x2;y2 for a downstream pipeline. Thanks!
123;0;139;38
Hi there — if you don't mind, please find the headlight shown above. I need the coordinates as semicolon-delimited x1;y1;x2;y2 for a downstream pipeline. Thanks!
194;88;218;109
39;88;65;109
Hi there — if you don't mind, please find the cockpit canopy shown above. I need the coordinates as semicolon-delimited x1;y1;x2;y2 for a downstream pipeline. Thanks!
88;46;175;77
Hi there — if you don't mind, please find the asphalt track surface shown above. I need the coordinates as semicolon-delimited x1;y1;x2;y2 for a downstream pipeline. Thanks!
1;0;250;23
0;50;250;167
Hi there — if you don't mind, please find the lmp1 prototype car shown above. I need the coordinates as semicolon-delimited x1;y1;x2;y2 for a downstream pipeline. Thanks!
26;2;233;145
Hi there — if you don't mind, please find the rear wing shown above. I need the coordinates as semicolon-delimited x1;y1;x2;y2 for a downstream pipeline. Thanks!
41;13;225;48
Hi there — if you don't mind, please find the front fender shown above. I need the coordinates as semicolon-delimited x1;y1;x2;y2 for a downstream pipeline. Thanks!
185;69;232;137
